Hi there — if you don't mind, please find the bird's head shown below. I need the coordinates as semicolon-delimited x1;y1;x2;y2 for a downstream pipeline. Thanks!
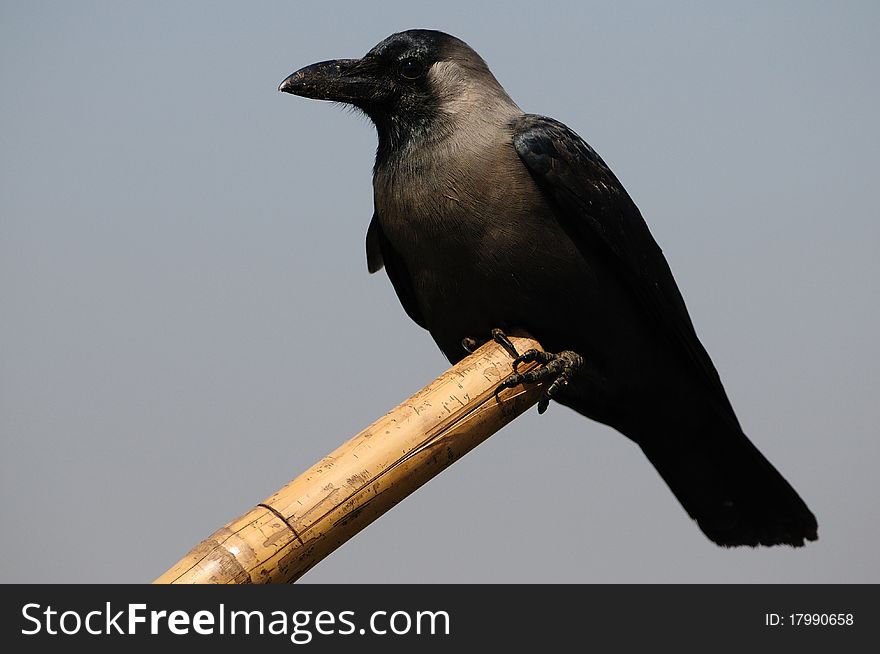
279;30;517;154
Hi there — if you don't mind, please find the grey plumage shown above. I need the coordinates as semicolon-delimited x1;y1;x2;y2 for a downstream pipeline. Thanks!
279;29;818;548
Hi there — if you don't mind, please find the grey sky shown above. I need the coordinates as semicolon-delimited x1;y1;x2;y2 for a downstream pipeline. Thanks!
1;1;878;583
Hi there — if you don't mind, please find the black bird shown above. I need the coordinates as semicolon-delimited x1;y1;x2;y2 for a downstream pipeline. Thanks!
279;29;818;547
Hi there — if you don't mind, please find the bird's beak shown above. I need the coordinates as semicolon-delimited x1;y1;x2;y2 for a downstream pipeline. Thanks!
278;58;381;105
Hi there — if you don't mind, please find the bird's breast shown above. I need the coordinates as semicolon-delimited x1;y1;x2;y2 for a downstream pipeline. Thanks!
373;137;544;264
372;137;599;359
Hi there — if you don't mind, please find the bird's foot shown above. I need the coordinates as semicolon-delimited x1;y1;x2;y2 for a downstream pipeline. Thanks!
462;328;583;414
494;343;584;415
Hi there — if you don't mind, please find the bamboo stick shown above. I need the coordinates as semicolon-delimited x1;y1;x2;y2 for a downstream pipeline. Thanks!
154;335;545;584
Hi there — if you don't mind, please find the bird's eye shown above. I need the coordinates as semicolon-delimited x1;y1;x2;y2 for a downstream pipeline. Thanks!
400;58;424;80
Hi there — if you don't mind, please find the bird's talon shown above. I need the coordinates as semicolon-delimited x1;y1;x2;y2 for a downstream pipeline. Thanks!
493;374;524;402
491;328;520;360
461;337;479;354
537;397;550;414
512;348;543;372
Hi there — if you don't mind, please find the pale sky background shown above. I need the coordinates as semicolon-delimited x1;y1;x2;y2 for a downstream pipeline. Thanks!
1;1;878;583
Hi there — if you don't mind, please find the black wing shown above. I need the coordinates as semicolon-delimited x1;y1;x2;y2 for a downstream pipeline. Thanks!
512;114;737;420
365;211;427;329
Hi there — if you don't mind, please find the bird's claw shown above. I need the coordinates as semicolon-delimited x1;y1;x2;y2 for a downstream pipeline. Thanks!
511;348;543;372
490;328;520;359
494;348;584;414
461;337;480;354
468;328;584;414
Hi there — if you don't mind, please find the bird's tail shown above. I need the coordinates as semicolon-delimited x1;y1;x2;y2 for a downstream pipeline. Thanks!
634;415;818;547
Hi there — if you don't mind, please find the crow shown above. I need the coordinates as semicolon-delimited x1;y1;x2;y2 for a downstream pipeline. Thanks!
279;29;818;547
